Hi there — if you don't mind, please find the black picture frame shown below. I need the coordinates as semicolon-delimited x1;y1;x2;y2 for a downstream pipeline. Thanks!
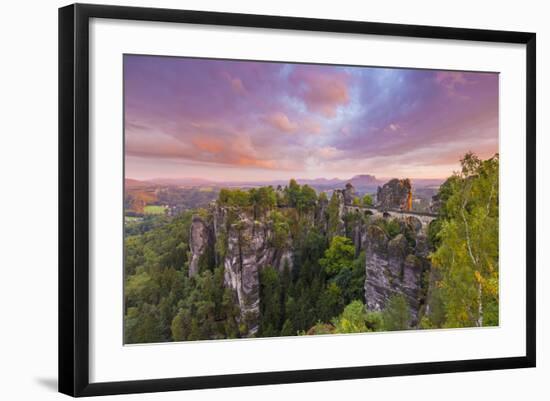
59;3;536;397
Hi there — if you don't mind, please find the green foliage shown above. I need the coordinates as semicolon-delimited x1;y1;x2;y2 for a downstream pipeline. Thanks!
317;282;345;322
365;311;384;331
431;152;499;328
286;179;301;207
362;194;374;207
297;184;318;214
327;192;342;240
427;218;443;248
125;271;159;306
170;307;191;341
284;180;318;214
215;227;228;261
421;285;446;328
125;304;164;344
374;218;402;239
125;215;170;237
258;266;283;337
280;318;295;336
124;212;192;277
382;294;410;331
170;267;240;341
219;181;316;218
270;211;290;249
330;251;366;305
249;186;277;218
319;236;355;276
218;188;251;207
143;205;167;215
124;211;242;343
125;153;499;342
332;300;368;333
342;210;361;239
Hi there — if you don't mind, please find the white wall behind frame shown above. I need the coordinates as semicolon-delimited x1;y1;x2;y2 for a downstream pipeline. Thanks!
89;15;526;383
0;0;546;400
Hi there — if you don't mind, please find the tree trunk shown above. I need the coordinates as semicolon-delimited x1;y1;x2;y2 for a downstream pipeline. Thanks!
477;281;483;327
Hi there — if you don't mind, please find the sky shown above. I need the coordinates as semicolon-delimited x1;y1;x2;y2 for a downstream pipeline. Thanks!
124;55;499;182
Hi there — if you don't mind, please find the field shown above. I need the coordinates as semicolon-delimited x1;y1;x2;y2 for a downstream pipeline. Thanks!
143;205;167;215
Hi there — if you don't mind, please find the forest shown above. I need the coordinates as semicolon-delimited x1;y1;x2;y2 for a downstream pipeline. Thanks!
124;152;499;343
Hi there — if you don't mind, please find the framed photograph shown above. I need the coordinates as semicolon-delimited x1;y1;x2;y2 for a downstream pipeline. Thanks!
58;3;536;397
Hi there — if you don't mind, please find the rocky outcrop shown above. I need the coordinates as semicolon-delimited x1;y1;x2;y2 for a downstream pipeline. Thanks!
364;216;427;325
188;181;434;334
328;189;347;239
364;224;390;311
224;212;294;334
376;178;412;210
188;216;210;277
315;193;329;234
189;206;294;335
342;182;356;206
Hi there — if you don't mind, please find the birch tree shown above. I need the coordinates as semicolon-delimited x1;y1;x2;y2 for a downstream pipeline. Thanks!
431;152;499;328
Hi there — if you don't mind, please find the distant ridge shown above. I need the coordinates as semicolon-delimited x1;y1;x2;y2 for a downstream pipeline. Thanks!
148;177;214;186
125;178;152;188
126;175;444;190
348;174;380;186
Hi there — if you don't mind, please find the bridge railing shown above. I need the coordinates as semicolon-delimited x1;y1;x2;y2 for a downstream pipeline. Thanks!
344;205;437;218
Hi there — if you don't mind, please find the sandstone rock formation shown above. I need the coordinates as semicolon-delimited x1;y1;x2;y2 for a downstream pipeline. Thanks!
342;182;356;206
376;178;412;210
188;216;210;277
188;182;435;333
190;206;294;334
363;216;428;325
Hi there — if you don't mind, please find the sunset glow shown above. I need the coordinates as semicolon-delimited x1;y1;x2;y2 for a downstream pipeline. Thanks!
124;55;499;181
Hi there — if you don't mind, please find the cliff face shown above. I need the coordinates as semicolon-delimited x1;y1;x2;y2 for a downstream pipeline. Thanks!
188;181;434;333
333;186;431;325
188;216;210;277
376;178;412;210
342;182;356;206
363;216;428;325
222;210;292;334
191;205;294;334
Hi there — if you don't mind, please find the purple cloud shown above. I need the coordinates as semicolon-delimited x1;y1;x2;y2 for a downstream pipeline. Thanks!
124;55;498;181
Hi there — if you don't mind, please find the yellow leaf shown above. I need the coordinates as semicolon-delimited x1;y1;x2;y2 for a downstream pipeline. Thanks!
474;270;482;283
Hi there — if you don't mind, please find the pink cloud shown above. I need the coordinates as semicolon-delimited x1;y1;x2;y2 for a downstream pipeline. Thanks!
290;67;350;118
124;56;498;181
316;146;343;160
237;156;276;169
264;112;298;133
126;123;286;171
302;118;322;135
192;137;224;154
265;112;323;135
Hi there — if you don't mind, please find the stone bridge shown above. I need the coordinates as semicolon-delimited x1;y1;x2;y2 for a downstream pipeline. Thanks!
344;205;437;227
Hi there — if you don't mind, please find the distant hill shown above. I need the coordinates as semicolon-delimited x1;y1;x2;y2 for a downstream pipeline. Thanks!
410;178;445;188
125;178;153;188
348;174;380;186
148;177;215;186
126;174;443;192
